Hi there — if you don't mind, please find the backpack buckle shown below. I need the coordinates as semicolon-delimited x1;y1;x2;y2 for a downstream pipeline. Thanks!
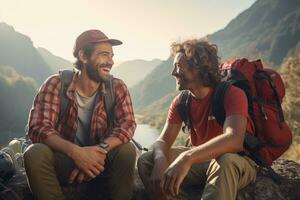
182;125;191;134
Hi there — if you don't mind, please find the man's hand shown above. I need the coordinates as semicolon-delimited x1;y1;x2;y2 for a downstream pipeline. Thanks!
150;123;182;199
68;168;90;184
161;152;192;197
70;145;107;180
150;156;169;199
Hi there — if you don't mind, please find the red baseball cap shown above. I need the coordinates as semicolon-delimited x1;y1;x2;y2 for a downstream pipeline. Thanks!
73;29;122;57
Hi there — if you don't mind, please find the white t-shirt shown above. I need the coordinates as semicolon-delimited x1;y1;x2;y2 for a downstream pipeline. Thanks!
74;90;98;146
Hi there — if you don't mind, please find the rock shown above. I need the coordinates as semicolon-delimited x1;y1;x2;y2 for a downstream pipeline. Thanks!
3;159;300;200
236;159;300;200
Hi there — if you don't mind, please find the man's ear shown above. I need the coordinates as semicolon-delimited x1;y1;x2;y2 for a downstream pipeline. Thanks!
78;50;87;64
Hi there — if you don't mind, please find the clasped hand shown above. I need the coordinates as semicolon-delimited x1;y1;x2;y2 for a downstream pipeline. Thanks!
68;145;107;184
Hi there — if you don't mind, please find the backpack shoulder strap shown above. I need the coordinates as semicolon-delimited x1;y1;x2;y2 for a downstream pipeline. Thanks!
58;71;113;126
104;75;116;133
25;70;73;135
103;77;147;151
58;70;73;124
177;90;192;133
212;81;232;126
104;75;115;113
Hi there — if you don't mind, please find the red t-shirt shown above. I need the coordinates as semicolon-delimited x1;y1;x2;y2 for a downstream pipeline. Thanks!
167;86;254;146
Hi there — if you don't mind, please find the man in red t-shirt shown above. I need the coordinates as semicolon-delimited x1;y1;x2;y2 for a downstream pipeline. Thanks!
138;39;257;200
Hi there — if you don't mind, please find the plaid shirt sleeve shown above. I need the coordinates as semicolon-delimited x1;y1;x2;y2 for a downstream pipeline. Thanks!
109;79;136;143
27;75;61;143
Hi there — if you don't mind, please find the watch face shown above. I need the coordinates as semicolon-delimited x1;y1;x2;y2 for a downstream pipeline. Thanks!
99;142;109;149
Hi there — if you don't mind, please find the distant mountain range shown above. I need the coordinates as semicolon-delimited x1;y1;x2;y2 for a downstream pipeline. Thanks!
37;47;73;72
111;59;162;88
0;22;75;85
130;0;300;128
0;65;37;145
0;0;299;144
208;0;300;67
0;22;74;145
130;58;175;109
0;23;53;84
0;22;162;145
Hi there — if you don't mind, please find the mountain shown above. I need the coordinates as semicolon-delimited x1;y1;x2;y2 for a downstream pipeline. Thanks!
131;0;300;129
138;91;178;129
111;59;162;88
208;0;300;67
0;22;53;84
130;58;175;109
0;65;37;145
37;47;73;72
0;23;73;145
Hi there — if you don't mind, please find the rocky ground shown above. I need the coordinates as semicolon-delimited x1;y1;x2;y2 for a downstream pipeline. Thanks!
1;159;299;200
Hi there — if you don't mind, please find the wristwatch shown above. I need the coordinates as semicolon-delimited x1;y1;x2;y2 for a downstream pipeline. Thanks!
99;142;109;149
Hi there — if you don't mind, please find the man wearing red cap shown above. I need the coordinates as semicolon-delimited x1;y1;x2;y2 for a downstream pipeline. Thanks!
24;30;137;200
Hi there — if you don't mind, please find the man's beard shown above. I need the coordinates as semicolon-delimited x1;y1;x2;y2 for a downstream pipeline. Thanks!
86;62;111;83
176;76;189;91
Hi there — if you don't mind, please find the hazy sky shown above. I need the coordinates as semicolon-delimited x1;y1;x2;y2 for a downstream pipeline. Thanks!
0;0;256;62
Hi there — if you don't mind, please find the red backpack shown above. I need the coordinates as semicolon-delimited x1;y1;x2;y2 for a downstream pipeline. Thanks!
178;58;292;182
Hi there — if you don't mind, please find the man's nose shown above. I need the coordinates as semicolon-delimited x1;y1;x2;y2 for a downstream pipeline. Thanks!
171;66;178;76
108;57;114;66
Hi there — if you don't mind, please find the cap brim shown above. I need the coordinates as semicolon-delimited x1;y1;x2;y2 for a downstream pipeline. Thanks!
94;39;122;46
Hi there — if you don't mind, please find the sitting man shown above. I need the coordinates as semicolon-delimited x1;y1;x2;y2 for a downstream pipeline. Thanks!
138;39;257;200
24;29;136;200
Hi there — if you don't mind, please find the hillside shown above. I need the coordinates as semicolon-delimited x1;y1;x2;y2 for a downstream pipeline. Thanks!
130;58;175;109
0;66;37;145
208;0;300;67
37;47;73;72
0;23;74;145
111;59;161;88
0;22;53;84
131;0;300;126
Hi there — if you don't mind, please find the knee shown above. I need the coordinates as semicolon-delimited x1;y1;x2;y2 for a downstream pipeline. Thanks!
112;142;137;167
24;143;54;168
216;153;236;167
209;153;239;175
137;151;153;169
137;151;154;177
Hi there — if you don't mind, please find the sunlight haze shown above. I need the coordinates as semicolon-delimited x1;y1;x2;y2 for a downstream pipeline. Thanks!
0;0;256;62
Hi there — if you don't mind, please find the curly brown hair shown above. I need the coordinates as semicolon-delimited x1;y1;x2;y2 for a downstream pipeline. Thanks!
170;39;221;87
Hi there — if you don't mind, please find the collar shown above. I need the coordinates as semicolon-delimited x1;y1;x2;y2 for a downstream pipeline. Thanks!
66;70;106;101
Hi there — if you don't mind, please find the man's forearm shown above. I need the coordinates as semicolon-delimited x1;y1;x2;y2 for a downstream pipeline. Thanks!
184;132;244;166
44;134;80;159
153;140;171;163
183;115;246;165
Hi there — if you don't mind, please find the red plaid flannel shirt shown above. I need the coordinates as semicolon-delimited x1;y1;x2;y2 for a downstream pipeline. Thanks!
27;71;136;145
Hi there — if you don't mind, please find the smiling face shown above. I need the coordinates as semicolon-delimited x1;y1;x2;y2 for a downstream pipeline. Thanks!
171;52;198;91
83;42;114;82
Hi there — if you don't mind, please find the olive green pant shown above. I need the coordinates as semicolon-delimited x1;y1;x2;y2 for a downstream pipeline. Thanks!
24;142;136;200
137;147;257;200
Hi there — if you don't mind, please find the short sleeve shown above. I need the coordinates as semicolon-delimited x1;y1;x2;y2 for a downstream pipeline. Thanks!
224;86;248;117
167;95;182;124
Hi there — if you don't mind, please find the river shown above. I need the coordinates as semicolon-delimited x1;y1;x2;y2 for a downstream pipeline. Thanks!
132;124;159;149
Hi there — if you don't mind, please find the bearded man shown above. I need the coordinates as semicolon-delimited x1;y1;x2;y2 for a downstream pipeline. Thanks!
24;29;136;200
